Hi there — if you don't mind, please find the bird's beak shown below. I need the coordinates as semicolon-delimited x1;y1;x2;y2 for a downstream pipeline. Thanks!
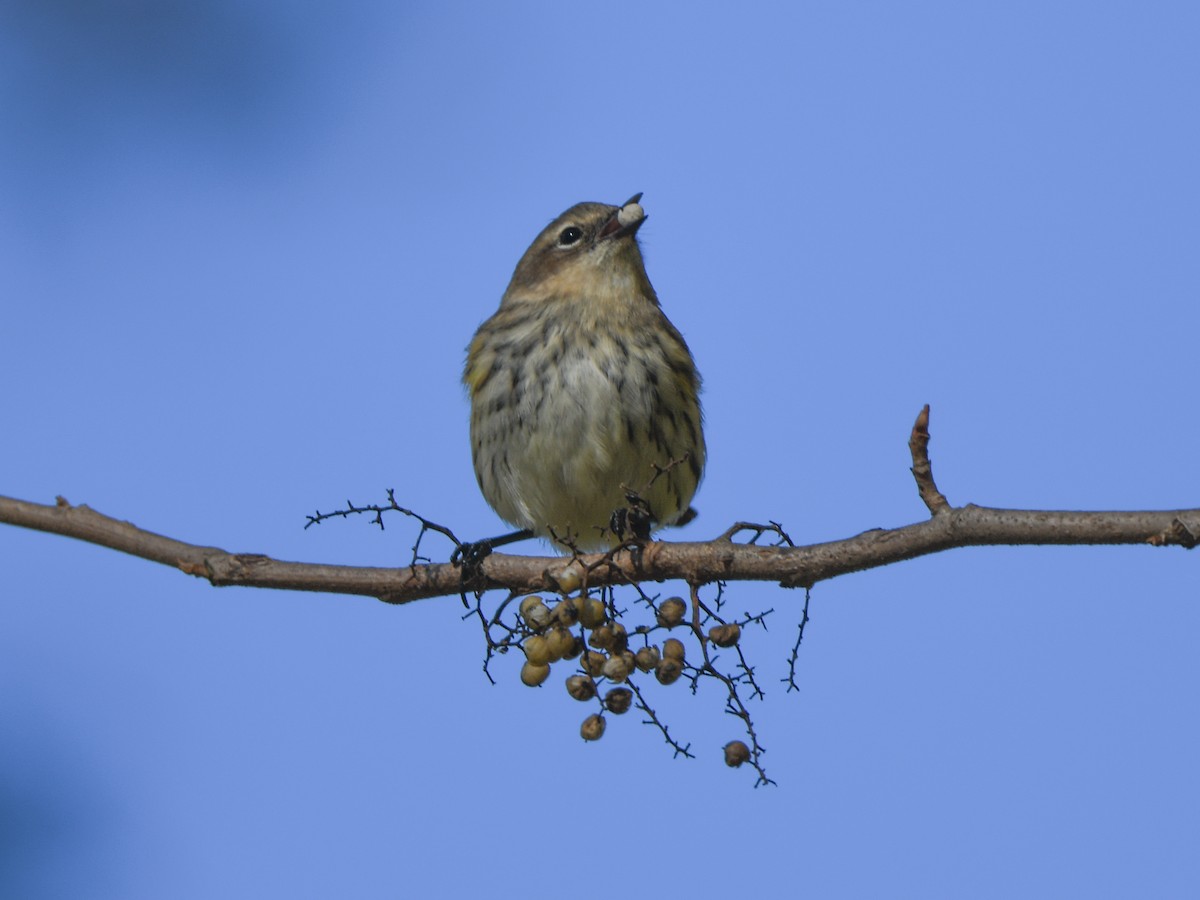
599;192;647;241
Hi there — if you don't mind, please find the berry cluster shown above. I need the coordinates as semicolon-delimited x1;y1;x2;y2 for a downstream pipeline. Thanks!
475;587;766;783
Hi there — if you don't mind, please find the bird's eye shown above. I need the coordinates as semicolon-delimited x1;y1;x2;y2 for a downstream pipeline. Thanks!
557;226;584;247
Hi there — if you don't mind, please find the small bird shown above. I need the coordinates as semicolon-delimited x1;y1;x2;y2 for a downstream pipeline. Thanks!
464;194;705;552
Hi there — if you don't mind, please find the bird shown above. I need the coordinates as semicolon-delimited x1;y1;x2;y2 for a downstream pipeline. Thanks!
463;193;705;553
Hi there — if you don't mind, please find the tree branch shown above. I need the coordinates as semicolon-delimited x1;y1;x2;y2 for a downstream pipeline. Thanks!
2;408;1195;605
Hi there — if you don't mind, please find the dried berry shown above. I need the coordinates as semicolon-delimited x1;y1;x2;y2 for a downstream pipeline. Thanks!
579;597;607;628
634;646;661;672
520;661;550;687
708;623;741;648
588;625;616;650
655;657;684;686
602;654;631;683
604;688;633;714
523;635;553;666
580;714;606;742
566;674;596;701
561;635;585;660
608;622;629;652
657;597;687;628
724;740;751;768
662;638;686;662
552;598;580;627
519;595;552;631
545;627;575;660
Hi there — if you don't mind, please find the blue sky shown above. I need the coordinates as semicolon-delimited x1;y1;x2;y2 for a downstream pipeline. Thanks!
2;2;1198;897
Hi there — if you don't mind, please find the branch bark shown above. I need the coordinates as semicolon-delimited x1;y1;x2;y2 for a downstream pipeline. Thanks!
2;408;1195;605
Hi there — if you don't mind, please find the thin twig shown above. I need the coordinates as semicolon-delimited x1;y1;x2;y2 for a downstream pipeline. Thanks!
783;588;812;694
908;404;950;515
